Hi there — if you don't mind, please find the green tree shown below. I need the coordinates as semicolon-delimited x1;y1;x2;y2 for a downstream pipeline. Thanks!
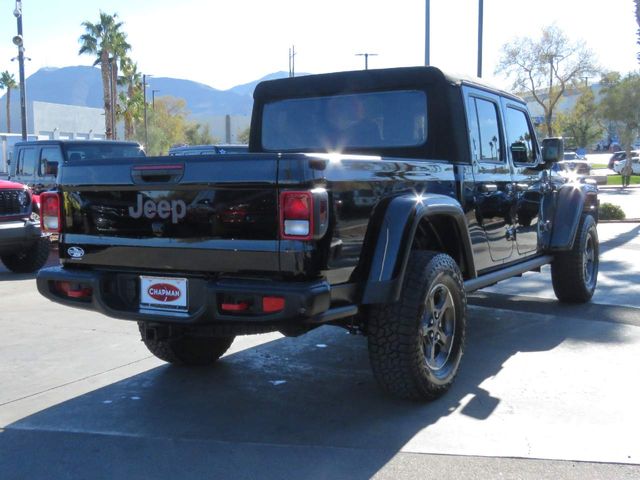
237;126;250;144
118;58;143;140
553;86;603;149
0;71;18;133
138;96;189;155
79;12;130;139
636;0;640;62
496;25;598;136
184;122;215;145
599;72;640;160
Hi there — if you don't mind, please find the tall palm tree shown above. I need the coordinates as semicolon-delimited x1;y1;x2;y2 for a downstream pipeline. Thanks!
109;31;131;139
78;12;130;140
0;71;18;133
118;58;143;139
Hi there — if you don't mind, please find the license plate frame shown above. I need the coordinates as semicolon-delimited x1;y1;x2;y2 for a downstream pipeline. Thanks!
140;275;188;312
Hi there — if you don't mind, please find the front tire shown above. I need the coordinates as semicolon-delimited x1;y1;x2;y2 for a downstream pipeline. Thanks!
551;214;599;303
1;236;50;273
138;323;235;366
367;251;466;401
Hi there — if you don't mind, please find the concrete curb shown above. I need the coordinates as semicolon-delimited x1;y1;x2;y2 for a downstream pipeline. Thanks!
598;219;640;223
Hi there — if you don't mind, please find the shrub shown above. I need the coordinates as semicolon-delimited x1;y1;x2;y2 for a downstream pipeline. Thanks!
599;202;626;220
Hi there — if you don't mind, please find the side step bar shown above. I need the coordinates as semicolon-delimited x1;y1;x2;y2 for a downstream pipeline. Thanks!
463;255;553;293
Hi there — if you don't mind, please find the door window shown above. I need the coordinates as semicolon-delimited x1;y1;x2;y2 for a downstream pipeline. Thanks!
16;148;37;176
505;107;538;164
468;98;502;162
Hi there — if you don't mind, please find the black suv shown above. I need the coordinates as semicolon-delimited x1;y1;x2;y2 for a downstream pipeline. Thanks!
9;140;145;194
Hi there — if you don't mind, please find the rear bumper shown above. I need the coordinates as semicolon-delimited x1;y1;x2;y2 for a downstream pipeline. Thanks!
0;220;41;255
37;266;335;326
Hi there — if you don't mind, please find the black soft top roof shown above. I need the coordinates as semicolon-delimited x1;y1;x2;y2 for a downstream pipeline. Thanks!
253;66;523;105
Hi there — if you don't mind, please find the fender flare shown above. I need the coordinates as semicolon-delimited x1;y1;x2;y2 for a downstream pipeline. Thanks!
360;193;475;304
549;183;598;251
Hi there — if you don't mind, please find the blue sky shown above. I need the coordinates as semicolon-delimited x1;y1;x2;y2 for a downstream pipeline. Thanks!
1;0;638;90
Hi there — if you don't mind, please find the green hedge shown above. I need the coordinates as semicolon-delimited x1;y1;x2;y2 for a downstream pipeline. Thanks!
599;202;626;220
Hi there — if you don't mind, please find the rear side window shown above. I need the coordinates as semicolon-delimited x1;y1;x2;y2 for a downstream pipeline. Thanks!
40;147;64;176
468;97;502;162
505;107;538;164
16;147;38;175
262;90;428;151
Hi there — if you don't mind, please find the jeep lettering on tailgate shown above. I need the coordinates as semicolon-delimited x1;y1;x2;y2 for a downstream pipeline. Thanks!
129;194;186;224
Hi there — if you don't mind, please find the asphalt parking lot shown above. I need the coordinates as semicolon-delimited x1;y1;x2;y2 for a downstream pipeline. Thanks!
1;223;639;479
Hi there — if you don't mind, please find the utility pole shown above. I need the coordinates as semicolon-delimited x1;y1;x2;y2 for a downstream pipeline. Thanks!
13;0;28;140
143;74;148;149
477;0;483;77
110;57;117;139
152;89;160;110
289;45;297;77
425;0;430;66
356;53;378;70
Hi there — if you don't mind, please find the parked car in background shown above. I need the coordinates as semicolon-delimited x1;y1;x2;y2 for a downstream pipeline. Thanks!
0;179;49;273
613;156;640;175
168;144;249;156
9;140;145;197
563;151;580;161
608;150;639;169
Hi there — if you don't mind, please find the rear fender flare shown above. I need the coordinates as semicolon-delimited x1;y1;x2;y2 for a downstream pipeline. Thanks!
549;183;598;251
360;193;475;304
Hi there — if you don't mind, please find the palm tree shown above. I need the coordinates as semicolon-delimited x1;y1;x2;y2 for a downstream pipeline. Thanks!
118;58;143;139
109;31;131;139
78;12;130;140
0;71;18;133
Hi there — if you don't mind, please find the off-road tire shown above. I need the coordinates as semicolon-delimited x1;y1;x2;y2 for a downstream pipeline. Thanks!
367;251;466;401
1;236;50;273
551;214;599;303
138;323;235;366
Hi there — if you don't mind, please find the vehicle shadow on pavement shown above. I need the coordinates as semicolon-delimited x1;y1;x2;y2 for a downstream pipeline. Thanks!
0;305;628;480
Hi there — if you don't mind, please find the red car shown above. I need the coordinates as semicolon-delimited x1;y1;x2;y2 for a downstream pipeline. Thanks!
0;179;50;273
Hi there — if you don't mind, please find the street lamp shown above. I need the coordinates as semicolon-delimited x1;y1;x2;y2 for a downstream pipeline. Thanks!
13;0;28;140
355;53;378;70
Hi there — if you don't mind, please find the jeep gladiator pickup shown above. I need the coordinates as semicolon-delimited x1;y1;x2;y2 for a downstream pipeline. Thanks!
0;179;49;273
37;67;599;401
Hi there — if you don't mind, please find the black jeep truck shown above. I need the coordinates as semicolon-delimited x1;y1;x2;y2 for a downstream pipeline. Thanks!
36;67;599;401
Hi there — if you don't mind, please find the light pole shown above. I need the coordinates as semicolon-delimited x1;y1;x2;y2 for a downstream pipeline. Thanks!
12;0;28;140
356;53;378;70
152;89;160;110
425;0;430;66
477;0;483;77
143;74;151;149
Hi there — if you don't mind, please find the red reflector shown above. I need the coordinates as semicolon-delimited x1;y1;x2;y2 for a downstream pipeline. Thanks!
221;302;249;312
54;281;92;299
283;193;311;220
263;296;285;313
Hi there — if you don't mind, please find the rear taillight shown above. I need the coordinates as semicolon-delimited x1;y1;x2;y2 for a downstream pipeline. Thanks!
280;191;313;240
40;192;61;233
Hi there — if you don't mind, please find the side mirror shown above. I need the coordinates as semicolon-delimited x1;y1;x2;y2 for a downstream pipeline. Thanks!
541;137;564;164
45;161;58;177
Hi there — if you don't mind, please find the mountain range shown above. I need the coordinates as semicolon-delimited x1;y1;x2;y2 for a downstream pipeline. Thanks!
0;66;296;125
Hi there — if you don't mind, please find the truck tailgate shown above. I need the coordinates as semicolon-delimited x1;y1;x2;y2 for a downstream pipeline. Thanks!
58;154;281;274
